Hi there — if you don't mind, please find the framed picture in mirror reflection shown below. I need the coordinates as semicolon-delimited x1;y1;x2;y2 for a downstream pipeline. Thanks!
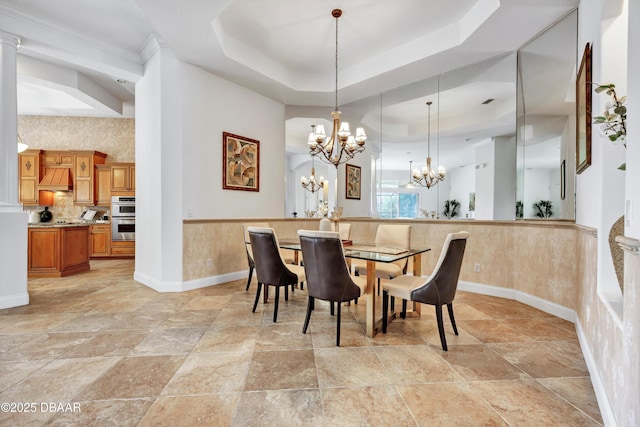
345;163;361;200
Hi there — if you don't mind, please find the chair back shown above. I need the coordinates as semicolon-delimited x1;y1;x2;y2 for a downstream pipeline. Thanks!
298;230;361;302
375;224;411;270
412;231;469;305
243;222;270;264
248;227;297;286
331;222;352;240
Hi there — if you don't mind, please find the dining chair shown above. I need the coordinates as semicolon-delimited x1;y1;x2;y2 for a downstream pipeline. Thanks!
248;227;306;322
331;222;352;240
242;222;269;291
243;222;295;292
298;229;363;346
381;231;469;351
354;224;412;293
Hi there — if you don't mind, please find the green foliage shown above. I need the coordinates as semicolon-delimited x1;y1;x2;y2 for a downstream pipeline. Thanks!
443;199;460;219
516;201;524;219
533;200;553;218
594;83;626;171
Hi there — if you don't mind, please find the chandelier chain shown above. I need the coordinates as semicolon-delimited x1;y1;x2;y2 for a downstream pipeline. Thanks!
335;13;339;111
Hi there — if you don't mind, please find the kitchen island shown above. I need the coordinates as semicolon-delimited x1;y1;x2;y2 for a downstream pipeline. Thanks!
28;223;91;278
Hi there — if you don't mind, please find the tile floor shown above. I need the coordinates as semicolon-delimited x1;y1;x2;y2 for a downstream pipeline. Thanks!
0;259;603;426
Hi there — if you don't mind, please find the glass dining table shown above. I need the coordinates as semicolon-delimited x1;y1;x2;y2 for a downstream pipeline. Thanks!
279;239;431;337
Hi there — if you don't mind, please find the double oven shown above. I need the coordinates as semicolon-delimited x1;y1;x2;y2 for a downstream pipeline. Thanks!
111;196;135;241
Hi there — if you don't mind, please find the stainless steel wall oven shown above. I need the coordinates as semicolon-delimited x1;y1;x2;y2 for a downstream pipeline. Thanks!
111;196;135;241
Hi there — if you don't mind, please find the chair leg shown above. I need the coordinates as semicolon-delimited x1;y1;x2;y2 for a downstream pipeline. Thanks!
435;305;448;351
377;277;381;295
245;266;254;291
336;302;342;346
252;282;262;313
300;281;304;290
390;296;395;312
382;290;389;333
302;297;314;333
285;285;289;301
401;300;407;319
273;286;280;322
447;303;459;335
330;302;335;316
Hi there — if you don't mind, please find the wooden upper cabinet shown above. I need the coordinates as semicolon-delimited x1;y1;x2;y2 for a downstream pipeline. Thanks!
73;151;107;206
19;149;53;206
19;150;41;205
110;163;135;193
42;151;74;167
95;164;112;206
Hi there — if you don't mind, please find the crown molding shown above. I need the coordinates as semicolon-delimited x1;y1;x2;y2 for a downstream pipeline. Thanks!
0;4;144;81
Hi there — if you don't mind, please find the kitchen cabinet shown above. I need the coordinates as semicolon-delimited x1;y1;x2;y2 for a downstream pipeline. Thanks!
90;224;111;257
28;225;90;277
111;240;135;257
73;151;107;205
110;163;135;194
19;149;53;207
42;151;74;167
95;164;112;206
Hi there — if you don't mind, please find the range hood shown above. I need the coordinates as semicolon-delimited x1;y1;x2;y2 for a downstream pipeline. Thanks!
39;168;73;191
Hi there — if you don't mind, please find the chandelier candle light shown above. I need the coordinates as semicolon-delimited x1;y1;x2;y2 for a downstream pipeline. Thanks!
413;101;445;188
301;142;326;193
307;9;367;167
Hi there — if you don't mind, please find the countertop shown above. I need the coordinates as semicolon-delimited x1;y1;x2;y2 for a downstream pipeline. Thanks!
28;220;110;228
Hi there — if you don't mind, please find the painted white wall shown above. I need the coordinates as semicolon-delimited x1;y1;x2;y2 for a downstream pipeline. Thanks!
474;139;495;220
449;166;476;218
134;45;184;291
181;65;286;219
494;136;516;220
625;0;639;239
523;168;557;218
0;212;28;309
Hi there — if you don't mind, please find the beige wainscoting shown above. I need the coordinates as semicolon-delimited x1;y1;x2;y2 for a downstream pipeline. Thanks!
183;218;587;312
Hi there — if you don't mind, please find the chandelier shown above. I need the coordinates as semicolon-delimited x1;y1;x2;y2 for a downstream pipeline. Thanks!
17;134;28;153
301;136;326;193
307;9;367;167
413;101;445;188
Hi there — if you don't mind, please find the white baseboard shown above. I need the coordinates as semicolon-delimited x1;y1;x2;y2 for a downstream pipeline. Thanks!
0;292;29;310
575;321;617;427
458;281;575;323
133;270;248;292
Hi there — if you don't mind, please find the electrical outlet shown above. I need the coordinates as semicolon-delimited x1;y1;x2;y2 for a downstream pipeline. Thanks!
187;208;194;218
474;263;481;272
207;258;213;267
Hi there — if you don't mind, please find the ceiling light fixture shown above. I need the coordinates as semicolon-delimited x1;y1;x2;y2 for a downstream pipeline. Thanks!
307;9;367;168
301;127;326;193
17;134;28;153
399;160;416;188
412;101;445;188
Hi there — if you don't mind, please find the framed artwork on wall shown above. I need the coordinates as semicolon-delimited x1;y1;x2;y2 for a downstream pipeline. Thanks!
222;132;259;192
560;159;566;200
576;42;592;174
345;163;361;200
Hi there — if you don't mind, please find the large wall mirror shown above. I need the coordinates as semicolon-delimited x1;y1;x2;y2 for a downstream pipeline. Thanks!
285;10;577;221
